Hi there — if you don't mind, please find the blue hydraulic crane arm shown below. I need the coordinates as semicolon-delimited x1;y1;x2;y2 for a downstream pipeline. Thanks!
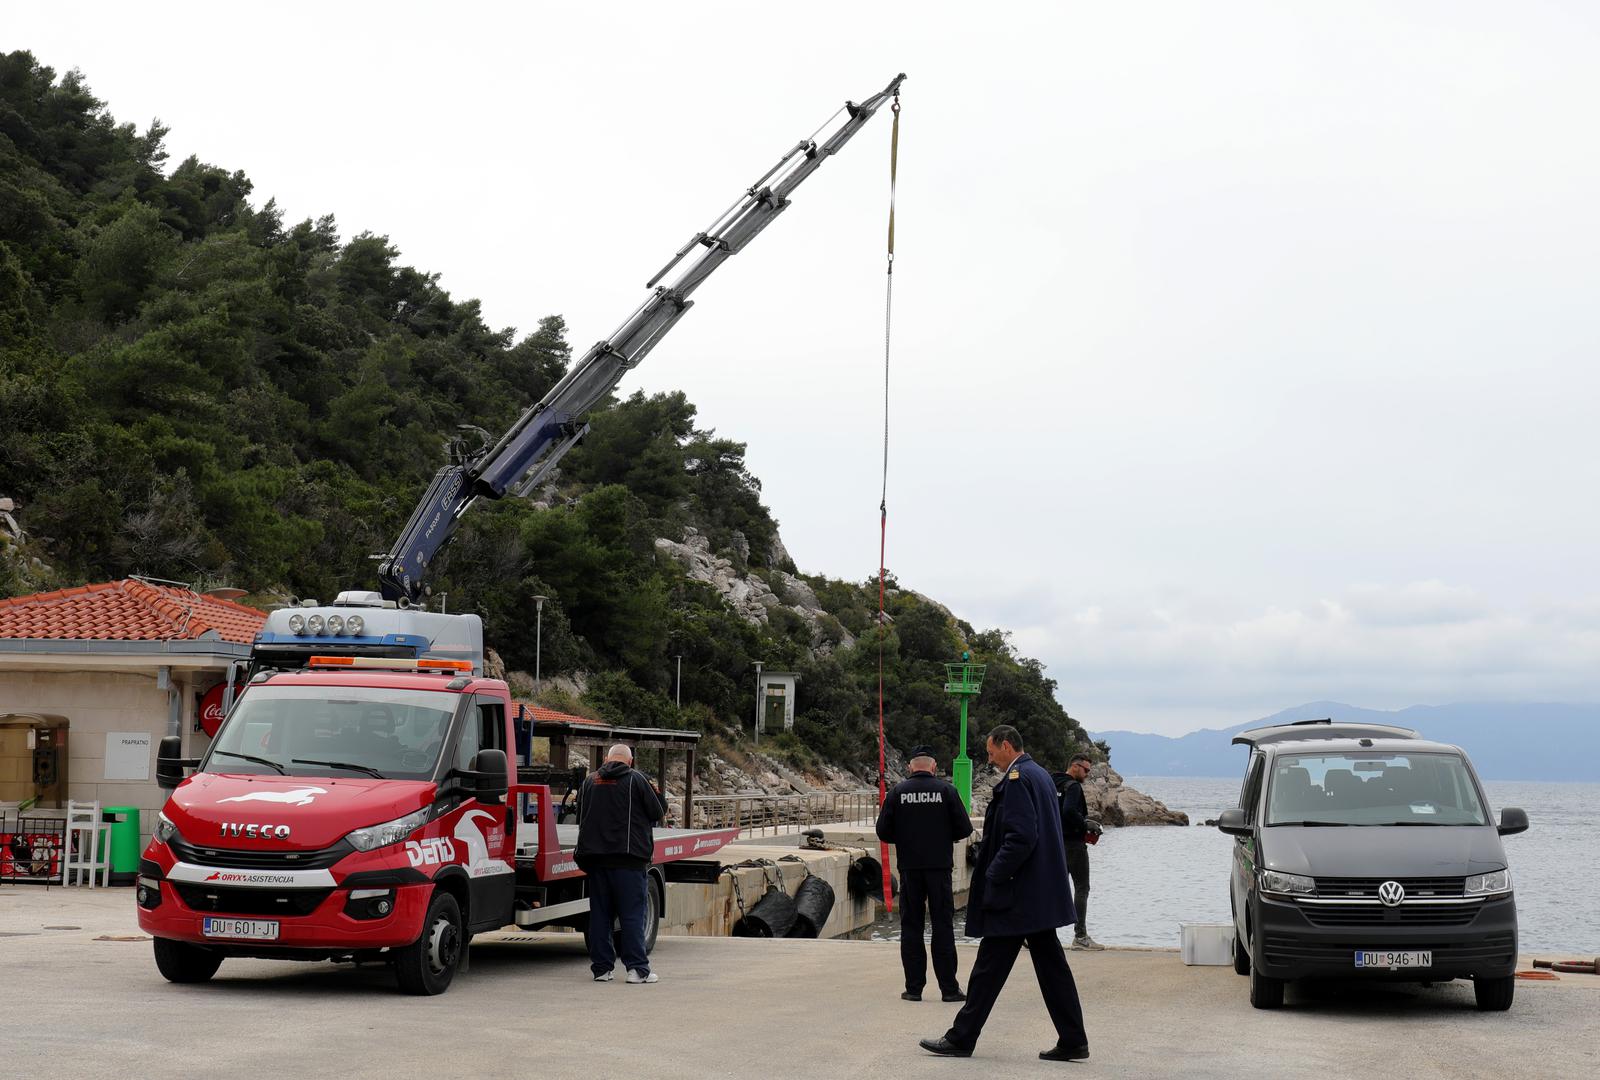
377;72;906;604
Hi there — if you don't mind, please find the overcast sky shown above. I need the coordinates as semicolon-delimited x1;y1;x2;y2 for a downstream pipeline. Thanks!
10;3;1600;735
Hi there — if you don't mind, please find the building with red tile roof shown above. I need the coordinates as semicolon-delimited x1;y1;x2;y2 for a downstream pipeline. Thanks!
0;580;268;844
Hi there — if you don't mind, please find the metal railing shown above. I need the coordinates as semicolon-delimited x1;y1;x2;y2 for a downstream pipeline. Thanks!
690;790;879;837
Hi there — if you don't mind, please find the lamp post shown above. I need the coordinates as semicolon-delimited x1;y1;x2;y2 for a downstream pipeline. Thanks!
943;650;986;812
532;595;548;692
674;654;683;708
752;660;764;744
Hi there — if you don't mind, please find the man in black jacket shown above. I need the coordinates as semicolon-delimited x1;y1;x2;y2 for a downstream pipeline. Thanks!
1058;753;1104;950
876;745;974;1002
575;744;665;983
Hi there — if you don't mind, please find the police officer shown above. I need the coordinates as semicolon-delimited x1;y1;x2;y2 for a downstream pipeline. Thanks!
919;725;1090;1063
876;744;974;1002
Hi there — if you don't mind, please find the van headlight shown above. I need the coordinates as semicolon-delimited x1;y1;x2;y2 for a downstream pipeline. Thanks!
345;807;432;852
154;811;183;845
1464;869;1511;896
1260;869;1315;895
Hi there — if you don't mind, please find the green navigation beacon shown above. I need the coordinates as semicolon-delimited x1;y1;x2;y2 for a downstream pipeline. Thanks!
943;650;986;812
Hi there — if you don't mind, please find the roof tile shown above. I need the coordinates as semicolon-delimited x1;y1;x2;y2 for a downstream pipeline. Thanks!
0;579;267;644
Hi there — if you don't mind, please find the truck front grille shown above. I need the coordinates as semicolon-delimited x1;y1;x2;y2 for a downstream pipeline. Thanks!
173;883;332;916
170;836;352;871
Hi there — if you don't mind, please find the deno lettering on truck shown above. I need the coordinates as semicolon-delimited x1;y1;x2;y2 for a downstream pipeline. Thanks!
406;837;457;867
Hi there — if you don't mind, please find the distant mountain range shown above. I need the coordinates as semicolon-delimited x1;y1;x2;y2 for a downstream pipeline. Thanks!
1091;702;1600;782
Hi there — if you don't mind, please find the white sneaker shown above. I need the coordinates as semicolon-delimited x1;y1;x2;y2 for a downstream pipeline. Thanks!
626;969;659;984
1072;936;1105;951
593;970;615;982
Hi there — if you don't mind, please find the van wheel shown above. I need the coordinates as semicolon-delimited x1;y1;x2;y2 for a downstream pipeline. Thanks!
1474;975;1515;1011
1249;966;1284;1009
394;891;463;996
1232;934;1251;976
153;938;223;984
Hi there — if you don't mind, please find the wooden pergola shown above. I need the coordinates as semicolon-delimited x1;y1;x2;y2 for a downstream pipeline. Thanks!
515;707;701;826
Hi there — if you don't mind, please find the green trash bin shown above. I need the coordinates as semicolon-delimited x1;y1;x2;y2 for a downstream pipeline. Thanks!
102;806;141;887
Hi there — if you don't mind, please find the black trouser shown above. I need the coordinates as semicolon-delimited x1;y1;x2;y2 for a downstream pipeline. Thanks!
898;867;959;994
1066;844;1090;938
945;929;1088;1051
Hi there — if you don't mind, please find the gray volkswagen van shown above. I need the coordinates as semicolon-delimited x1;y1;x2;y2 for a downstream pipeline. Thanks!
1216;719;1528;1011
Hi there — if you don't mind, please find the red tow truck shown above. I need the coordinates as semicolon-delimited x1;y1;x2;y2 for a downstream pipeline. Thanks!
136;73;906;994
139;643;737;994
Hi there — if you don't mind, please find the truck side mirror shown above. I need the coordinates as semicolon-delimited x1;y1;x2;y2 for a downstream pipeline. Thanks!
1216;808;1251;836
156;736;187;790
1497;807;1529;836
470;749;509;804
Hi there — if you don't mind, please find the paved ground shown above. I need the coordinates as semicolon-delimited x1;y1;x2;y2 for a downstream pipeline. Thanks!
3;885;1596;1079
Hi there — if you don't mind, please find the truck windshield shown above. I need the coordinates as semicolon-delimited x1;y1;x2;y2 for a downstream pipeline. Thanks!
1264;751;1488;827
204;685;458;781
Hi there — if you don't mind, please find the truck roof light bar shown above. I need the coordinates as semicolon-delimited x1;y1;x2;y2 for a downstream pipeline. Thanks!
306;656;474;674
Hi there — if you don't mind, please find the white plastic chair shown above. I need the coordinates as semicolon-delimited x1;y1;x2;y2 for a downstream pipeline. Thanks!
62;800;110;888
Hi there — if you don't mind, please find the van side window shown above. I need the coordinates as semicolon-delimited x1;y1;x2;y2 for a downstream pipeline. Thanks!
1241;754;1267;824
1238;751;1261;810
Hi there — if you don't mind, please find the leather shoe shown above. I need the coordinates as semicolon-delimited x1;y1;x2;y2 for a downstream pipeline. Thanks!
901;990;921;1001
1039;1043;1090;1062
940;989;967;1002
918;1037;973;1058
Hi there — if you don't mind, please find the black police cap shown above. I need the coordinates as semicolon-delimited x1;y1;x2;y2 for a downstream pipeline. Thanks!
908;745;936;760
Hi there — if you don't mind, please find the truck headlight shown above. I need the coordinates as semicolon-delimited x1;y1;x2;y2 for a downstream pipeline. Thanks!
1465;869;1511;896
287;613;306;635
345;615;364;636
154;811;183;845
306;614;325;635
345;807;432;852
326;614;344;635
1260;869;1315;895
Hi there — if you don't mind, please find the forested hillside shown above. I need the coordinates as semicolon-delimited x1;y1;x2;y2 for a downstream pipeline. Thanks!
0;52;1094;773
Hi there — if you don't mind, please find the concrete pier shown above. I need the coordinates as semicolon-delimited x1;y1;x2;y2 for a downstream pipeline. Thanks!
663;823;978;938
3;886;1595;1079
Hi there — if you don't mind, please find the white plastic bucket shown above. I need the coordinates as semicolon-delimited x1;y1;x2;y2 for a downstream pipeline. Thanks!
1179;922;1234;965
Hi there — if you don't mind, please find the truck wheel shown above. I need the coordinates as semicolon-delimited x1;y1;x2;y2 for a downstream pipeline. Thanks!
394;890;464;996
1232;933;1250;976
1473;975;1515;1011
643;874;663;955
1249;966;1284;1009
153;938;223;984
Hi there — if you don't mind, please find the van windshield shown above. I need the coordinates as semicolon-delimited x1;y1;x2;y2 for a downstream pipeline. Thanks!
203;685;459;781
1265;751;1488;827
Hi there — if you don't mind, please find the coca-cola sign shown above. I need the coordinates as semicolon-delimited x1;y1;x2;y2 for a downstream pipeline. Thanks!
199;683;227;738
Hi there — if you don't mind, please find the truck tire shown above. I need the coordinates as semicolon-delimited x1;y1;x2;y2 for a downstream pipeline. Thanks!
394;890;464;996
643;874;663;955
1249;965;1284;1010
153;938;223;984
1473;975;1514;1011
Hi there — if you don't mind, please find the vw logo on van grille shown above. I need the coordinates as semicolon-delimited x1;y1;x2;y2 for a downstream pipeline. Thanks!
1377;880;1406;907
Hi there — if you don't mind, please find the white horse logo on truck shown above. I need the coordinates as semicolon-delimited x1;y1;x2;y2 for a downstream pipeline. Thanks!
218;786;328;807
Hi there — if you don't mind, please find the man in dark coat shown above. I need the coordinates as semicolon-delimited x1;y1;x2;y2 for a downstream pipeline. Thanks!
918;726;1090;1062
876;744;975;1002
575;743;664;984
